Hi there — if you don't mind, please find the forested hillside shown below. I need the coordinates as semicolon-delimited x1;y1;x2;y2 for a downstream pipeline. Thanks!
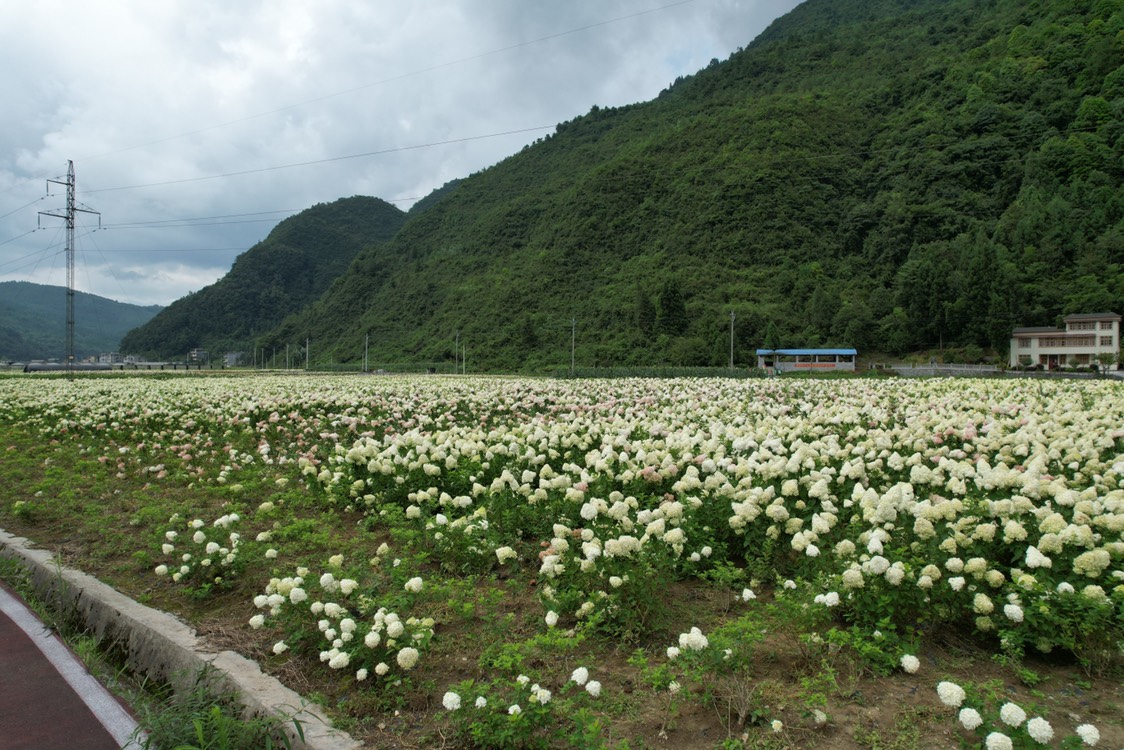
264;0;1124;371
120;196;407;359
0;281;161;361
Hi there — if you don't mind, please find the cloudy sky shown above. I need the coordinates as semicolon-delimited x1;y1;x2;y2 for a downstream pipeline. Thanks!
0;0;803;307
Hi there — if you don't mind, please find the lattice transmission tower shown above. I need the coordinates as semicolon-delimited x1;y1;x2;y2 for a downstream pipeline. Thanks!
39;160;100;375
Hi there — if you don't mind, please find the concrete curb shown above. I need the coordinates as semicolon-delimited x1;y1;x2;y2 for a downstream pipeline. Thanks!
0;529;361;750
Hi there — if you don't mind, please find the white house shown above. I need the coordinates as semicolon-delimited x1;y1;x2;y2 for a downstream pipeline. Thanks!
1009;312;1120;368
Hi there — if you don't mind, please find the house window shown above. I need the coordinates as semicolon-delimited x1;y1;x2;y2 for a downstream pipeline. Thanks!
1018;338;1031;348
1070;321;1095;331
1102;321;1115;330
1101;336;1114;346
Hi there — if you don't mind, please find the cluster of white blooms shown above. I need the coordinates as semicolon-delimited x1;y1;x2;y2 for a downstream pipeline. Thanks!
937;681;967;707
153;513;243;586
678;627;709;651
937;685;1100;748
249;562;434;681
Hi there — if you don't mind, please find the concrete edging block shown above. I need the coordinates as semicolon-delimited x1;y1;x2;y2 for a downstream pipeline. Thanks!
0;529;361;750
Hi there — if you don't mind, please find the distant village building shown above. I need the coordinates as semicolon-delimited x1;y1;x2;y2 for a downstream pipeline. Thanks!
1009;312;1120;368
189;348;209;364
756;348;857;373
98;352;124;364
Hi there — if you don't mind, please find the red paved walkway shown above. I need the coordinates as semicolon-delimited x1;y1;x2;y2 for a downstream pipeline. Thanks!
0;584;140;750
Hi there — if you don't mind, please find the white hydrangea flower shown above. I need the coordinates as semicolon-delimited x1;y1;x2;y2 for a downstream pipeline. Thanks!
1026;717;1053;744
1075;724;1099;746
985;731;1013;750
959;707;983;730
396;646;419;670
814;592;841;607
442;691;461;711
937;681;966;707
899;654;919;674
999;702;1025;727
678;627;708;651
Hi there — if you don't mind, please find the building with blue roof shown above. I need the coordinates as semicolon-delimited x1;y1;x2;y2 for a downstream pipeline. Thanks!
756;348;857;373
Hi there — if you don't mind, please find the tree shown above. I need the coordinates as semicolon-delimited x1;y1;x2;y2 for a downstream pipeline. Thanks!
519;317;539;349
879;307;913;354
833;299;876;351
656;281;688;336
763;321;782;351
636;290;656;335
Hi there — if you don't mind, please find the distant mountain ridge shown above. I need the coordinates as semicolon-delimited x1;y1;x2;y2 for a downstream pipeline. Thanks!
120;196;408;359
0;281;162;361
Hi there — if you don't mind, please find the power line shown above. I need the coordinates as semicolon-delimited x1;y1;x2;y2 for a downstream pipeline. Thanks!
0;195;46;220
83;126;553;194
87;246;248;254
105;208;302;227
73;0;696;166
0;229;40;248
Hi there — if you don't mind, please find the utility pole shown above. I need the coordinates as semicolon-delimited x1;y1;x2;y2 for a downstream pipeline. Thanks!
286;344;290;370
39;160;99;376
305;338;310;370
729;311;735;369
364;333;369;374
454;330;459;375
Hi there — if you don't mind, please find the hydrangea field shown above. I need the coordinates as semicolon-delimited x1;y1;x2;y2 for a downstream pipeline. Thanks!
1;373;1121;749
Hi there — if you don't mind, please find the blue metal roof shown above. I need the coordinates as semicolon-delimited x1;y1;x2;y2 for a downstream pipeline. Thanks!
755;348;857;356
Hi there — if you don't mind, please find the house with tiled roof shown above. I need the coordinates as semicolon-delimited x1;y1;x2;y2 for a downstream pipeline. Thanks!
1008;312;1120;368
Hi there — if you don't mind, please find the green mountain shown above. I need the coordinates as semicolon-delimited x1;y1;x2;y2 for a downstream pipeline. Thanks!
264;0;1124;371
0;281;162;361
120;196;408;359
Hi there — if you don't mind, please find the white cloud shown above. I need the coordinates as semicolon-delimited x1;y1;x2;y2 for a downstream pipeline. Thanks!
0;0;803;306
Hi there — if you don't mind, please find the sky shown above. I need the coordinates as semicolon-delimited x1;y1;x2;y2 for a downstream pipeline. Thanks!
0;0;803;307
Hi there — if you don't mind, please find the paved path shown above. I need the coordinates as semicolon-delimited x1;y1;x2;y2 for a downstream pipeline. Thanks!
0;584;142;750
